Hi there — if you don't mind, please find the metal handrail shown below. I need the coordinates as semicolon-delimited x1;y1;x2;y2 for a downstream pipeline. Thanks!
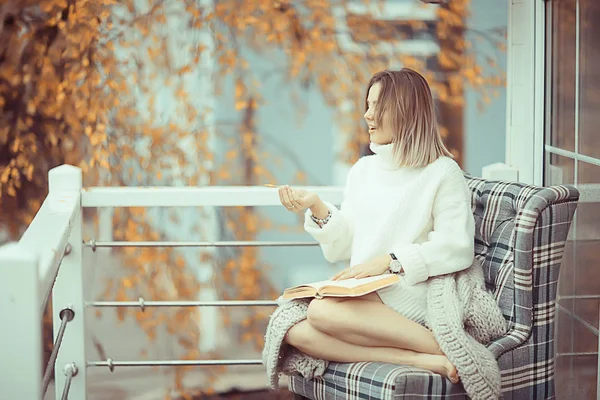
556;352;598;357
85;299;277;373
86;298;278;310
61;363;78;400
556;303;599;335
558;294;600;299
42;308;75;396
88;358;263;372
84;239;319;250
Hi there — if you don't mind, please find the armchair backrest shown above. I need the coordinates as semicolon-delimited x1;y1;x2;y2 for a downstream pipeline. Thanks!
465;176;579;330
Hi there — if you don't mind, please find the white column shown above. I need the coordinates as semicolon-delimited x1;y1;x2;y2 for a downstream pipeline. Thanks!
0;243;41;399
49;165;87;400
194;0;218;353
488;0;545;184
98;208;114;244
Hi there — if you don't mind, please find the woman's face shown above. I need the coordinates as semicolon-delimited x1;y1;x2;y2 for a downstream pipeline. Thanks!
364;82;393;145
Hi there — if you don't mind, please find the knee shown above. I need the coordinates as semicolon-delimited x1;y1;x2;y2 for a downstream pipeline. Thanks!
306;298;340;332
285;321;311;349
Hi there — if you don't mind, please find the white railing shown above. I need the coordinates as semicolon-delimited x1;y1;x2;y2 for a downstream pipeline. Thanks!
0;164;344;399
0;165;83;399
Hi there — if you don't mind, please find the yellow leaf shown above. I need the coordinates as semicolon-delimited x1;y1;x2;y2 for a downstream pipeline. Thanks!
241;332;252;342
177;65;192;75
89;133;103;146
116;308;126;322
25;164;34;181
147;328;156;341
235;79;244;99
26;101;36;115
295;171;307;183
0;167;10;184
218;169;231;179
11;137;20;153
178;337;194;348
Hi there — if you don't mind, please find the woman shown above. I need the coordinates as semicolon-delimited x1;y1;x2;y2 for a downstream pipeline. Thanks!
276;68;475;383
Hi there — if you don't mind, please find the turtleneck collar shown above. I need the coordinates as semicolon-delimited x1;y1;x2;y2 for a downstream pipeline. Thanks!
369;142;400;170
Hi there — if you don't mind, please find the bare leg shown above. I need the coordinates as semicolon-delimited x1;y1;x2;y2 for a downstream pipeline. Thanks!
307;294;442;355
286;320;458;383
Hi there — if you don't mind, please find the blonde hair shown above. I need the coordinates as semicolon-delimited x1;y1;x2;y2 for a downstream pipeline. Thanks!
366;68;452;167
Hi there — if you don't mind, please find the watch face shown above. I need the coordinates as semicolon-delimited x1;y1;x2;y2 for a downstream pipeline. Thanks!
390;260;402;273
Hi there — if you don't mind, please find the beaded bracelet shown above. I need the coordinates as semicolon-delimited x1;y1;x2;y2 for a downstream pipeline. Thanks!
310;210;331;228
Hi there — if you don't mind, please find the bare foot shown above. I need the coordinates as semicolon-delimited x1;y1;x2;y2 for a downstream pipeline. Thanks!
443;358;460;384
421;354;460;384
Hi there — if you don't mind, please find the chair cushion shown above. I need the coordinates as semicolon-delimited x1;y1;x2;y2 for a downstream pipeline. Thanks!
289;362;468;399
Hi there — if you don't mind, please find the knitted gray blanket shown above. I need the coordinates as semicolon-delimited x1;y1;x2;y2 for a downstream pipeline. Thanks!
262;261;508;400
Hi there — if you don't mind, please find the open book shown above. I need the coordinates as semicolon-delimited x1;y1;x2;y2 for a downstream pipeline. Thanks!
282;274;400;300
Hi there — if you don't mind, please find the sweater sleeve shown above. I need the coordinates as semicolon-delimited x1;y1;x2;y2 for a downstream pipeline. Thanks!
303;159;363;263
394;162;475;286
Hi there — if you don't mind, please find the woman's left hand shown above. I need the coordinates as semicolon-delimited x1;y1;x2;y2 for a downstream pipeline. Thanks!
332;254;392;281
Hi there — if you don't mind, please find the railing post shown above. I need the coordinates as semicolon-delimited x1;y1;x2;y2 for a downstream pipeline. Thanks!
0;243;42;399
49;165;87;400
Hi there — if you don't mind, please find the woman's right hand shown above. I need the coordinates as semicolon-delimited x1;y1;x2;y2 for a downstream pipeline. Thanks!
278;185;320;213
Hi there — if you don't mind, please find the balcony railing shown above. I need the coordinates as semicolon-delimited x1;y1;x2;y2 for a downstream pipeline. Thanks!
0;164;344;399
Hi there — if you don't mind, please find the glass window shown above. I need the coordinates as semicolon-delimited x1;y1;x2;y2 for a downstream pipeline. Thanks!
545;1;600;398
546;0;577;152
579;1;600;159
546;154;575;185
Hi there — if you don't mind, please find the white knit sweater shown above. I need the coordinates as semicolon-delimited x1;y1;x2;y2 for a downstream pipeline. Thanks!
304;142;476;324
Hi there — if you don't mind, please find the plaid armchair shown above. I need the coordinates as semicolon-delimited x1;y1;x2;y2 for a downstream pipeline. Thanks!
289;176;579;400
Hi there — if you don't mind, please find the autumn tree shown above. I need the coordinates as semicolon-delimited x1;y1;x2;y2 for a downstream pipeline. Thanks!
0;0;504;396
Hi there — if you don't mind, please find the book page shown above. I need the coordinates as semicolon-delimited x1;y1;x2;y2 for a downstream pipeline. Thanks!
287;274;395;291
287;278;336;291
323;274;395;289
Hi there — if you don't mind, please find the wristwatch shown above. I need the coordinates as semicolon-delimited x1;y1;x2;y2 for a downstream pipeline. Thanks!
388;253;404;274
